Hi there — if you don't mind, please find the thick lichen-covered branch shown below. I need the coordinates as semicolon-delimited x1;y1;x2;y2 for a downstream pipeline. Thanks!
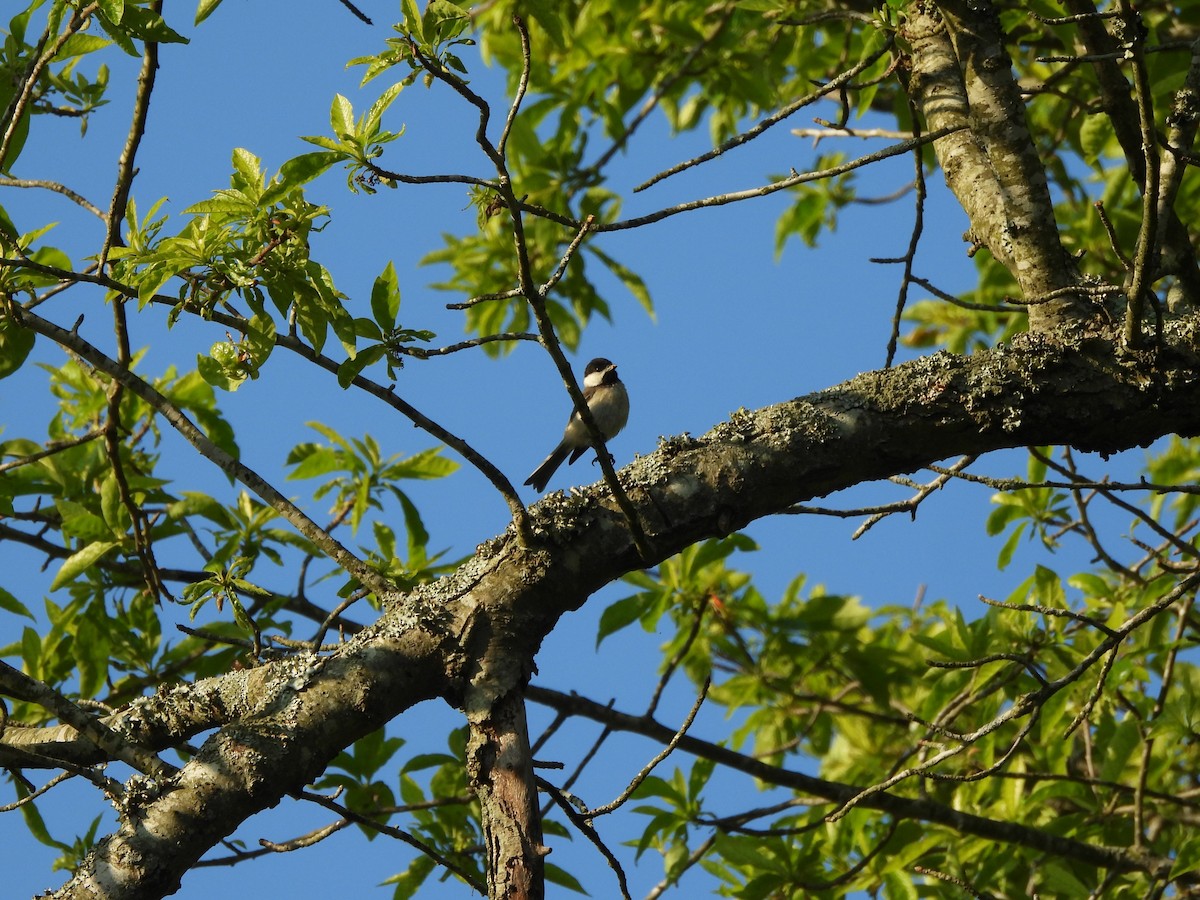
35;314;1200;897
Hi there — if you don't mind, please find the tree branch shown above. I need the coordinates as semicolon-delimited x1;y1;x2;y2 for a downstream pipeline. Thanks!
525;684;1181;882
13;306;392;596
904;4;1089;329
33;314;1200;896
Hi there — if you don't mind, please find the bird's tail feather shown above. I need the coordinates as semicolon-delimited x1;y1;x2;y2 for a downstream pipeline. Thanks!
524;443;571;492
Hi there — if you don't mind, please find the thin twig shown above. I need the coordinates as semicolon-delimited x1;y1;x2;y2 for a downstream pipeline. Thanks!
792;126;914;141
784;455;976;538
582;5;736;179
0;771;75;812
978;595;1118;639
1063;643;1122;738
496;16;530;158
406;39;503;169
101;3;159;267
609;125;965;232
643;833;718;899
0;179;104;219
885;99;927;367
298;788;486;894
1119;0;1160;348
0;427;106;473
589;677;710;818
636;36;894;192
536;777;632;900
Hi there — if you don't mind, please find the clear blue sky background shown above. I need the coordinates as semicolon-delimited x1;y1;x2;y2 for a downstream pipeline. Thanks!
1;2;1151;897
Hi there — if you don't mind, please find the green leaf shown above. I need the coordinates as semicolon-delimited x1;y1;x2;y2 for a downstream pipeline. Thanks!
99;474;131;533
1099;716;1141;782
589;246;653;316
337;344;386;388
330;94;355;139
18;792;72;852
1170;832;1200;880
53;34;113;61
51;541;119;590
287;445;341;480
195;0;225;25
231;147;263;190
401;752;458;773
596;594;645;647
402;0;424;41
197;344;251;392
995;522;1025;570
381;854;435;899
245;312;276;370
278;151;340;186
97;0;125;22
55;499;115;542
370;261;400;331
1079;114;1112;167
74;612;110;697
0;586;33;619
545;862;588;895
114;5;189;43
0;82;28;168
364;82;405;136
388;495;428;565
0;315;36;379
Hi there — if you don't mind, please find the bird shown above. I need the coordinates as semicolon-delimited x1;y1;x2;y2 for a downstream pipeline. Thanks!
524;357;629;492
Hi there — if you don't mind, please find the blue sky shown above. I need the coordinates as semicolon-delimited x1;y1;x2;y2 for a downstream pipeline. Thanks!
0;2;1157;897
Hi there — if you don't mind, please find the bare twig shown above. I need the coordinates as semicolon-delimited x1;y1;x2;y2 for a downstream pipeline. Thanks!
784;455;976;539
0;178;104;219
1063;643;1122;738
636;36;894;192
582;5;736;179
978;595;1118;639
792;126;914;141
610;126;965;232
335;0;372;25
406;39;504;169
1119;0;1160;348
645;597;709;718
105;20;169;605
496;15;530;158
298;788;486;894
537;777;632;900
589;677;710;818
885;99;928;367
643;833;718;899
0;771;75;812
0;427;106;473
101;4;159;267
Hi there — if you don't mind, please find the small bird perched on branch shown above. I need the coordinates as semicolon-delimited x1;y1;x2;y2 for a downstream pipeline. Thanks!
525;357;629;492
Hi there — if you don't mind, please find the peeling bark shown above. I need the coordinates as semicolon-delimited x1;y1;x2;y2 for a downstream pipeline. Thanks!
467;692;545;900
